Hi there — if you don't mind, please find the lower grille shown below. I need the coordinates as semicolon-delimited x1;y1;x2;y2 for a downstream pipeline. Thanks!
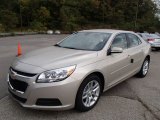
9;89;27;103
36;98;62;106
9;76;28;93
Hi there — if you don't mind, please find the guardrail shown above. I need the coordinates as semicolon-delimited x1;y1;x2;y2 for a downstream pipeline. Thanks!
0;32;39;37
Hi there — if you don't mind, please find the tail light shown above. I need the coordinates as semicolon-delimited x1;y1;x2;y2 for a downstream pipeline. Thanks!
148;39;155;42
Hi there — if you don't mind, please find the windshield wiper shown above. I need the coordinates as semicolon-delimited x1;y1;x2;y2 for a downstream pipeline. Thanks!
54;44;62;47
62;46;79;50
54;44;86;50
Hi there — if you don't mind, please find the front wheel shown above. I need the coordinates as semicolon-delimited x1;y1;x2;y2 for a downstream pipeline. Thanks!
137;58;150;78
75;75;102;112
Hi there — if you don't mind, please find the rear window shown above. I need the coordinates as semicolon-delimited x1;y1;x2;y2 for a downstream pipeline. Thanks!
143;34;151;38
150;34;160;38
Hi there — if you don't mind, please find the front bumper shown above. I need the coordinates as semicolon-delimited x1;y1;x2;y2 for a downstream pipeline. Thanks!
7;69;80;110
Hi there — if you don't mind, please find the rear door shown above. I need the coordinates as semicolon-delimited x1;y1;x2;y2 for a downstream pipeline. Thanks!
126;33;144;73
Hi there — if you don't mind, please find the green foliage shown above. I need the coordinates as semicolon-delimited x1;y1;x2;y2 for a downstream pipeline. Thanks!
0;10;18;31
32;6;51;30
30;20;47;31
60;5;80;31
0;0;160;32
0;23;5;32
37;7;50;21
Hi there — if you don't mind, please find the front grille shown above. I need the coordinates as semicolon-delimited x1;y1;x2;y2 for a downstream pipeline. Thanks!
9;76;28;92
10;67;37;77
9;89;27;103
36;98;62;106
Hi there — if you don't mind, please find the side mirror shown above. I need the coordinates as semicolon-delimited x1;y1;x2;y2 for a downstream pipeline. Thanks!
111;47;123;53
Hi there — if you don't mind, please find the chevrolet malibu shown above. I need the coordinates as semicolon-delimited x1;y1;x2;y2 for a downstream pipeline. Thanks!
8;29;151;112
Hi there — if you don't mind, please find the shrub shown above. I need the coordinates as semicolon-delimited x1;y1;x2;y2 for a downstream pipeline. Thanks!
30;21;47;31
0;24;5;32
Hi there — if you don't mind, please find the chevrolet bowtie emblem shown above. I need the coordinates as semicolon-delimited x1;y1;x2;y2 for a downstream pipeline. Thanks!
10;69;17;79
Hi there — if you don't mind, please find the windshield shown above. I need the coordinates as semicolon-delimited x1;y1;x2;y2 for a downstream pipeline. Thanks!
56;32;111;51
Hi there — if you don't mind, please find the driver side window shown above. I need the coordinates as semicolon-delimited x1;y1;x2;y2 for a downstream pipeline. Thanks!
111;34;128;49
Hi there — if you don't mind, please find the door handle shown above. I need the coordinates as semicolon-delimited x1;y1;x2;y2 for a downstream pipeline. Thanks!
131;59;134;63
128;55;134;63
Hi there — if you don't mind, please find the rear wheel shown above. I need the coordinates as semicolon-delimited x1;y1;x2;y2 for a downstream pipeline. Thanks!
75;75;102;112
137;58;150;78
152;47;160;51
155;48;160;51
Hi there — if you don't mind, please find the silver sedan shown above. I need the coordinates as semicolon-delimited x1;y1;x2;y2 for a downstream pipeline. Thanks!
8;29;151;112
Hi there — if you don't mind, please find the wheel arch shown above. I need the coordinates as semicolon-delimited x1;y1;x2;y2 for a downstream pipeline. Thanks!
75;71;105;111
146;55;150;62
90;72;105;93
78;71;105;93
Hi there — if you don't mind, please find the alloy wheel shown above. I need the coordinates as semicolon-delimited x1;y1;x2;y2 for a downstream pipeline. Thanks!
82;80;100;107
143;60;149;75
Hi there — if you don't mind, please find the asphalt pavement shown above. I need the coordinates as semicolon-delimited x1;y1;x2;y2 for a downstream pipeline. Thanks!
0;34;160;120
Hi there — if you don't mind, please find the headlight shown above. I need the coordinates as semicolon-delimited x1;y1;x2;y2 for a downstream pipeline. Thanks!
37;65;76;83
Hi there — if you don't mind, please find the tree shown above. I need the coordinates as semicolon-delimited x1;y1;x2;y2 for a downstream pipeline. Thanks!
33;7;51;28
0;10;18;31
0;0;160;32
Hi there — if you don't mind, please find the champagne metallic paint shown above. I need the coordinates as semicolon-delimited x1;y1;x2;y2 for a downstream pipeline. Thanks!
8;29;151;110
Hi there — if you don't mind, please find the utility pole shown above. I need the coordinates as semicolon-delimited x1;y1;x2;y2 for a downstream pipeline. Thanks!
134;0;139;31
102;0;105;24
19;0;23;32
134;0;144;31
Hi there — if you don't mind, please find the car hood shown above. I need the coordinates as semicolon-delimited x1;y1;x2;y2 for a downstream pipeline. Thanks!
16;46;98;70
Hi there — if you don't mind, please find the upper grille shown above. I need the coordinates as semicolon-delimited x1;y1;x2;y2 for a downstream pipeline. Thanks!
9;76;28;93
10;67;37;77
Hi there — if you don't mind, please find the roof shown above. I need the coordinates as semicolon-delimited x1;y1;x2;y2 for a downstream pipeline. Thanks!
80;29;133;34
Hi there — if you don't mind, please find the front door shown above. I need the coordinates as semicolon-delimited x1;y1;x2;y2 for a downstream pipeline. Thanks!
104;33;131;86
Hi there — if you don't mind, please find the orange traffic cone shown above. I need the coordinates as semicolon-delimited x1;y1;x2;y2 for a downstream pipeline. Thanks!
17;42;22;56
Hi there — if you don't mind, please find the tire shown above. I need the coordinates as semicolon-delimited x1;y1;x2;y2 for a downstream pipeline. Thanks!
75;75;102;112
152;47;160;51
155;48;160;51
136;58;150;78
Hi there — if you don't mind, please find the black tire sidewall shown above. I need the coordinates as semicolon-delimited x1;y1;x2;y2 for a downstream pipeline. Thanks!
138;58;150;78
